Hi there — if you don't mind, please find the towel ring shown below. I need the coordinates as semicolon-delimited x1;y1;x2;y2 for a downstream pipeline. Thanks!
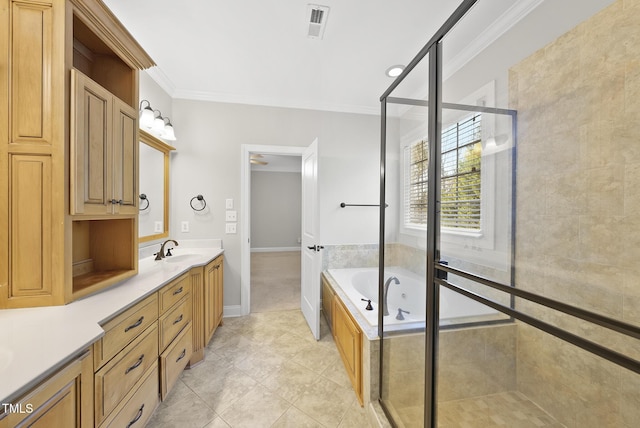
190;195;207;211
139;194;150;210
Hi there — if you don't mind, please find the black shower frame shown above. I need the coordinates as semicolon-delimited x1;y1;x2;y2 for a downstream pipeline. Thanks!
377;0;640;427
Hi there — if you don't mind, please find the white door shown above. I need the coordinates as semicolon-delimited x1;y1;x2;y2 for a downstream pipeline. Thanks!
301;138;321;340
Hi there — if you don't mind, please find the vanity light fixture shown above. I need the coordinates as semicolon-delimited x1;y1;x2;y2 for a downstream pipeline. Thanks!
385;65;405;78
162;117;177;141
152;110;165;134
139;100;154;129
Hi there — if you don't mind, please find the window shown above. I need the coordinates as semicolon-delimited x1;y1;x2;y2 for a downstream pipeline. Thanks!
404;114;482;231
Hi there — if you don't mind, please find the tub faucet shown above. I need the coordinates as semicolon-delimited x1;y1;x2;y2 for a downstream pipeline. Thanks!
155;239;179;261
383;276;400;316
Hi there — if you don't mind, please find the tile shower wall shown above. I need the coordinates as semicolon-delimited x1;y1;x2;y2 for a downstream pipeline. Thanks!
510;0;640;426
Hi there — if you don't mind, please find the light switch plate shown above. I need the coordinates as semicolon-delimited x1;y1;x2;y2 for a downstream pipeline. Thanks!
225;198;234;209
181;221;189;233
225;210;237;221
154;221;163;233
225;223;237;234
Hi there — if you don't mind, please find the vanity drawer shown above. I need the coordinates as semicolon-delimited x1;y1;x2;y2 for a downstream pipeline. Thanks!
159;273;191;314
160;323;193;400
99;362;160;428
159;295;191;351
95;323;158;425
95;293;159;369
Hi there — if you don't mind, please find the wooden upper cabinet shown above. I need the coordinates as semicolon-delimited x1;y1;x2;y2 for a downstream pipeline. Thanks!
112;97;138;215
0;0;154;309
70;69;138;216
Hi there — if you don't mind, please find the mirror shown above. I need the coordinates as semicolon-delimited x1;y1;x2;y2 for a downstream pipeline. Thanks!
139;129;175;242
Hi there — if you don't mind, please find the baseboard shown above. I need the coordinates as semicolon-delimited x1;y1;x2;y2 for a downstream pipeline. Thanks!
223;305;242;317
251;247;301;253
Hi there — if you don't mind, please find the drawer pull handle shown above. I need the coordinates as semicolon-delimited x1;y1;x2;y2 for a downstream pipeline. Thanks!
172;286;183;295
126;404;145;428
125;316;144;332
173;314;184;325
176;349;187;363
125;354;145;374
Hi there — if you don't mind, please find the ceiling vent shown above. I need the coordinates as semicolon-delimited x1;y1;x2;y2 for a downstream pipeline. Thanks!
307;4;330;39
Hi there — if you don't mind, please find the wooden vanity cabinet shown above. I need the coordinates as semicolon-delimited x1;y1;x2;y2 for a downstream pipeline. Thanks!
93;293;159;427
158;272;193;400
0;0;154;309
0;350;94;428
204;255;224;346
188;254;224;366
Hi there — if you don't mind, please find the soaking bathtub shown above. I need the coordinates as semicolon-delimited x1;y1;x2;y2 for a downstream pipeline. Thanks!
326;266;502;331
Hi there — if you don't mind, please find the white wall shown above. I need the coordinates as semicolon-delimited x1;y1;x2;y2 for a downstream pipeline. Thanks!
251;171;301;249
167;99;382;307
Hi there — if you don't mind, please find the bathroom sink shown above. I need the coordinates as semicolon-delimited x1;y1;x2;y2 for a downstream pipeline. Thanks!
164;253;204;264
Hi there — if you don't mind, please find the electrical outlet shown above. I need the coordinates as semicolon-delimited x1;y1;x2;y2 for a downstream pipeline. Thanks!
226;198;234;209
154;221;163;233
225;210;237;221
181;221;190;233
225;223;237;234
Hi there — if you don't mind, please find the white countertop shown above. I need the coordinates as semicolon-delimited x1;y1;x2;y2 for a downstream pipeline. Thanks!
0;245;224;403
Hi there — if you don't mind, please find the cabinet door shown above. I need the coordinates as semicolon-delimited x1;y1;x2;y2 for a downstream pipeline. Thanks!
111;98;137;215
1;351;93;428
333;297;362;404
215;256;224;327
203;260;217;346
71;70;113;216
204;256;223;346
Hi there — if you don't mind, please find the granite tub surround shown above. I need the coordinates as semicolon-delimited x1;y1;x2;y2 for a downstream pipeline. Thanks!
0;241;223;404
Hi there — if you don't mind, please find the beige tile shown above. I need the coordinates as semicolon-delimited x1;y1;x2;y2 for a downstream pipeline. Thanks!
219;384;291;428
261;360;320;403
203;416;232;428
338;399;371;428
147;382;217;428
183;365;257;414
234;347;286;382
271;406;325;428
292;376;358;427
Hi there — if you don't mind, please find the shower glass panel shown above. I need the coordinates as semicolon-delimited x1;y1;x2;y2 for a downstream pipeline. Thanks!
433;0;640;427
379;51;431;428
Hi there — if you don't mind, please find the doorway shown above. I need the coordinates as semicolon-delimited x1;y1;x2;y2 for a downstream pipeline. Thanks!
240;145;307;316
249;153;302;313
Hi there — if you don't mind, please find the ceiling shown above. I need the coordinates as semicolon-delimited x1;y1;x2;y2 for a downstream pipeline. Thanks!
100;0;493;114
102;0;613;115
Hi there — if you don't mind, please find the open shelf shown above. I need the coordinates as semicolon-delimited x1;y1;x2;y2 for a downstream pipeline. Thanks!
72;218;137;298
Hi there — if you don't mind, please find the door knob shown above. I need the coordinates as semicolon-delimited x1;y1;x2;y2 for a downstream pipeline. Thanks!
307;245;324;252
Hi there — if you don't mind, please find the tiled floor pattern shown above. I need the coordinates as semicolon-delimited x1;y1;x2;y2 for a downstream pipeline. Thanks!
437;391;565;428
250;251;301;313
147;309;371;427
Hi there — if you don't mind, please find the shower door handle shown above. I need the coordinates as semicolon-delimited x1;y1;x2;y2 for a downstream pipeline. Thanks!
307;245;324;252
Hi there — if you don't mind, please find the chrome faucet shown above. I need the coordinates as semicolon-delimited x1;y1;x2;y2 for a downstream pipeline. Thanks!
383;276;400;316
155;239;179;261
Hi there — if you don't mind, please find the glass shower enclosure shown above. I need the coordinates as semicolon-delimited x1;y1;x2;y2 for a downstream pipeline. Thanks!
378;0;640;427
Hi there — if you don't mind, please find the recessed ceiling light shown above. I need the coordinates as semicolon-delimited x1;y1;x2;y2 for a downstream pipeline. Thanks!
385;65;405;78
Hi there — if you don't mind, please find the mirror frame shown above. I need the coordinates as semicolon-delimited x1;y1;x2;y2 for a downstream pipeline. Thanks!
139;129;175;243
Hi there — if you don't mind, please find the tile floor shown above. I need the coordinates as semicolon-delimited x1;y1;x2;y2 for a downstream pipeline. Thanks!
147;309;372;427
250;251;301;313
